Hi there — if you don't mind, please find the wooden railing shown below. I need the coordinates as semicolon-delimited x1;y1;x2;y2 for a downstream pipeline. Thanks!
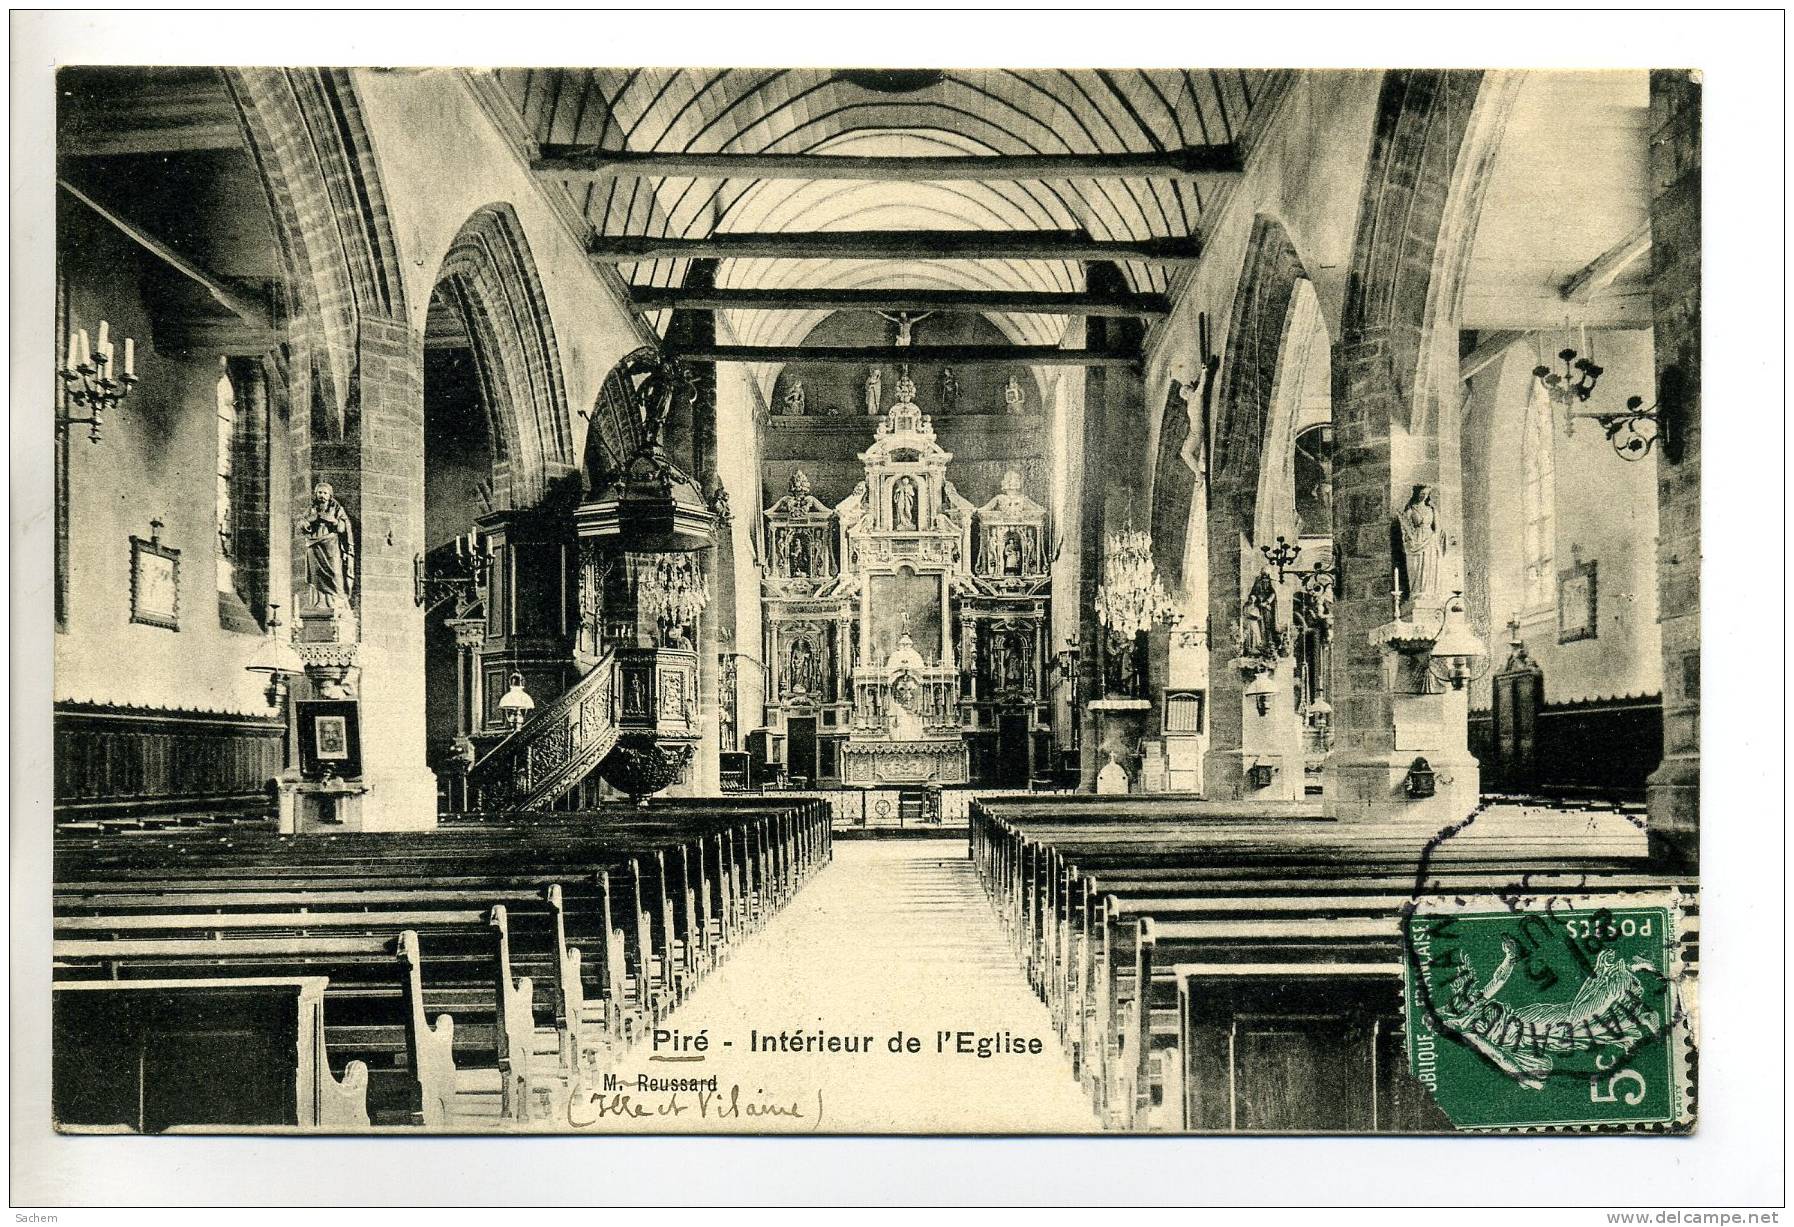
466;650;620;811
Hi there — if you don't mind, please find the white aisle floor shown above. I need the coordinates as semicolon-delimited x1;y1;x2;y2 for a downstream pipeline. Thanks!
570;839;1103;1134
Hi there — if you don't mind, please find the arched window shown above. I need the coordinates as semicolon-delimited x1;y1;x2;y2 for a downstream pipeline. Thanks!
1520;378;1556;613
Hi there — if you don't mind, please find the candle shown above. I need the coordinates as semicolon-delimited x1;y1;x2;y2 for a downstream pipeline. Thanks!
66;328;78;370
78;328;90;368
124;337;134;378
96;320;109;363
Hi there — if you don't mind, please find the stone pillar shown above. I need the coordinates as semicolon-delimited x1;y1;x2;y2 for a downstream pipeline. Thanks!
1645;69;1701;866
334;315;438;830
1322;350;1480;826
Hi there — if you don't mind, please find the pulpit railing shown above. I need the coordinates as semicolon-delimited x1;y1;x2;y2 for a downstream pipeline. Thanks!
466;649;619;811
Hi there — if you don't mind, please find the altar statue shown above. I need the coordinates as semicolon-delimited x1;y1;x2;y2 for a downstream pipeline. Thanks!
1003;374;1026;414
298;481;355;610
892;476;918;530
939;365;958;410
788;529;811;577
789;638;817;696
1002;531;1023;575
781;376;806;417
865;367;882;416
877;310;934;349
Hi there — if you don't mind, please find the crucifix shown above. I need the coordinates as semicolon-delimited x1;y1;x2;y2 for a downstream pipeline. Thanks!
878;310;935;377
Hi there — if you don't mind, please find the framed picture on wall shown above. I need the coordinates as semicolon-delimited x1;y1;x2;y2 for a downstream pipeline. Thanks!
1557;557;1599;643
128;533;181;630
297;700;362;779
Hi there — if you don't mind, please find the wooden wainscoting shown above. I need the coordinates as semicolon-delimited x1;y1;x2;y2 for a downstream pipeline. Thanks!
54;701;284;825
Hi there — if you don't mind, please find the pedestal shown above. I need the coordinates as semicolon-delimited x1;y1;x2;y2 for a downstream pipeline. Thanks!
1086;697;1150;793
1205;657;1305;802
1323;619;1480;824
277;775;373;834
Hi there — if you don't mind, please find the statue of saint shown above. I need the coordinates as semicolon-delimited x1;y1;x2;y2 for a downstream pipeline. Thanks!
864;367;883;416
1241;567;1283;660
1397;484;1446;604
298;481;355;610
1003;374;1026;414
781;376;806;417
892;476;918;530
1002;531;1023;575
939;365;959;410
789;638;816;695
789;530;810;577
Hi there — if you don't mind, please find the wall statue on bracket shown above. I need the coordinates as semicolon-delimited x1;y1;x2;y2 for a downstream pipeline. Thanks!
298;481;356;611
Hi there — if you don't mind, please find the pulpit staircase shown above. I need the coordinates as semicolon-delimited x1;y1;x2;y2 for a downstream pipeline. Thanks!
466;650;620;812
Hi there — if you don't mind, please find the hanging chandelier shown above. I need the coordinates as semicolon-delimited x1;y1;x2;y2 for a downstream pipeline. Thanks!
1094;524;1181;638
632;551;708;628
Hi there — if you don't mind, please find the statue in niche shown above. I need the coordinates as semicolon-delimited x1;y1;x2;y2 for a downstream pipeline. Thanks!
1003;374;1026;414
1002;531;1023;576
789;637;817;696
1396;484;1446;604
788;529;811;578
664;620;691;651
781;376;806;417
892;476;918;531
864;367;883;416
939;366;959;411
1003;633;1026;691
1241;567;1285;660
298;481;356;611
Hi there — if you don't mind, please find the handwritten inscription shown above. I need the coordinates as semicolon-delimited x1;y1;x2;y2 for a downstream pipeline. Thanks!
568;1082;824;1131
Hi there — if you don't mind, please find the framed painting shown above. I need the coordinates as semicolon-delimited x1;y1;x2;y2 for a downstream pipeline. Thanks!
1557;557;1599;643
128;534;180;630
297;700;361;780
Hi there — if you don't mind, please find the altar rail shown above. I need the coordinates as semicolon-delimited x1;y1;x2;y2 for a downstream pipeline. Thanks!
768;787;1075;831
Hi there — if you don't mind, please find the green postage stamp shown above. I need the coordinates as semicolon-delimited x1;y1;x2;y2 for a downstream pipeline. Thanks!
1403;891;1697;1131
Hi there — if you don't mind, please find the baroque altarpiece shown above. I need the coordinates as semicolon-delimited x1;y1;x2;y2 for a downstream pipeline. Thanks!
760;377;1052;787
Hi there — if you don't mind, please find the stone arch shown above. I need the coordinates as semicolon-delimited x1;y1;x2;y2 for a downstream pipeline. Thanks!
433;203;575;509
219;68;408;442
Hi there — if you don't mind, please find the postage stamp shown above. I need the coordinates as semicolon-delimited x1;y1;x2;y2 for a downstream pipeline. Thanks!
1402;891;1697;1132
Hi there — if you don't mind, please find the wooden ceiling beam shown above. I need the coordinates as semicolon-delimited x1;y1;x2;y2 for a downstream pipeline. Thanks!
672;344;1137;367
58;178;272;328
1560;222;1653;303
589;230;1201;265
537;145;1243;182
626;286;1172;317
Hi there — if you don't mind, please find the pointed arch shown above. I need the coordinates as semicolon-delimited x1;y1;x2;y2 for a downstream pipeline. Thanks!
434;203;575;509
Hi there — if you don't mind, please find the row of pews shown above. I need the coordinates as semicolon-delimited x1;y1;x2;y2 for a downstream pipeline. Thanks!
970;794;1693;1133
52;798;830;1132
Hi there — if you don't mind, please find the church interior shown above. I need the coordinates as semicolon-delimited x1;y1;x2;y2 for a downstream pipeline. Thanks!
48;65;1701;1135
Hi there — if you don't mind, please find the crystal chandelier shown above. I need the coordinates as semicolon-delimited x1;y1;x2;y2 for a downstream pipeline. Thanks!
632;551;708;627
1094;524;1181;638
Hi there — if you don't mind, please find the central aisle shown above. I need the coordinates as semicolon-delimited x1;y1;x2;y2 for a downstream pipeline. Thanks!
584;839;1103;1134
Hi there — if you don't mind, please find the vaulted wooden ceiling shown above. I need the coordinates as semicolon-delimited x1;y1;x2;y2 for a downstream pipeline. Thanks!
499;68;1275;353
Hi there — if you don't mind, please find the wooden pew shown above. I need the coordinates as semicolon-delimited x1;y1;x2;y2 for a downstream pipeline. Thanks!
53;976;368;1131
52;800;832;1129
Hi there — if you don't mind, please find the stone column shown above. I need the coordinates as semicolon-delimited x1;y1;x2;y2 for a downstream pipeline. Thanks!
1645;69;1701;866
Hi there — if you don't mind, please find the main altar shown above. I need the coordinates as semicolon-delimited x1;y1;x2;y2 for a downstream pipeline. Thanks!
760;374;1052;787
